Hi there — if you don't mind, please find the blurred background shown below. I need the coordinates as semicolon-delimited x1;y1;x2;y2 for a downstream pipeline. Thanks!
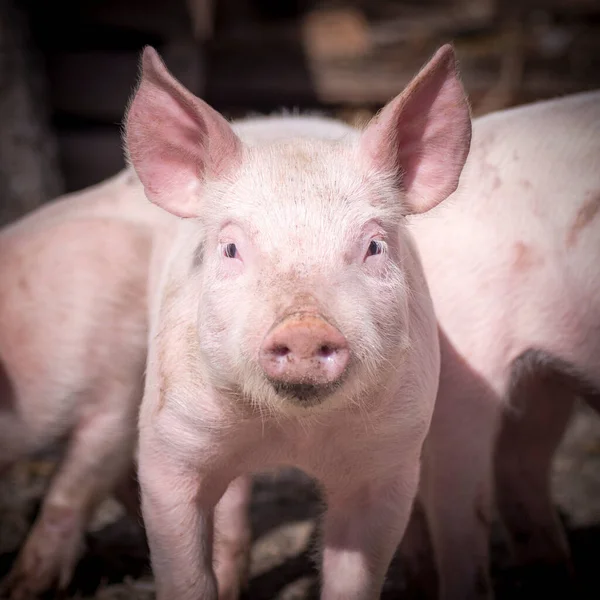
2;0;600;223
0;0;599;598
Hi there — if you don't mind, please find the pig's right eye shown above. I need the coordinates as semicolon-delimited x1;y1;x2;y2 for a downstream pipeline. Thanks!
224;243;238;259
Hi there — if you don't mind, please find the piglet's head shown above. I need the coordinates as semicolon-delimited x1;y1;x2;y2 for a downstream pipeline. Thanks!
125;45;471;414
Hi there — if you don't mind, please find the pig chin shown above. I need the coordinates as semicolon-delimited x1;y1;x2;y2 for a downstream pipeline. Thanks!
267;375;348;408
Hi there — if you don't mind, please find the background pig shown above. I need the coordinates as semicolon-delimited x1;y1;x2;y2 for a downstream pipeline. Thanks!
403;89;600;599
125;44;471;600
0;169;166;600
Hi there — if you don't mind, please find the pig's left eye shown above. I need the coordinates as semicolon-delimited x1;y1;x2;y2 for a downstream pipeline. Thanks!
224;243;238;259
366;239;385;258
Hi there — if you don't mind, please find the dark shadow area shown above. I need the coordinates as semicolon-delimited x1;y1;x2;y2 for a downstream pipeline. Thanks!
2;476;599;599
491;517;600;600
241;535;320;600
250;468;322;541
204;6;321;115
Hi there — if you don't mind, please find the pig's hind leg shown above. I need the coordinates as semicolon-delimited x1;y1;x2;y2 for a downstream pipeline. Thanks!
213;474;253;600
1;376;141;600
415;341;501;600
494;349;598;595
0;363;30;474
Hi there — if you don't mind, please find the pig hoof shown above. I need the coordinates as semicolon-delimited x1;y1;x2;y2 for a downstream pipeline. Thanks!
2;550;73;600
1;547;67;600
1;509;81;599
0;566;51;600
0;574;40;600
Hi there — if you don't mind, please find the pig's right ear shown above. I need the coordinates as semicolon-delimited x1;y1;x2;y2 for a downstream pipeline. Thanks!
124;47;242;218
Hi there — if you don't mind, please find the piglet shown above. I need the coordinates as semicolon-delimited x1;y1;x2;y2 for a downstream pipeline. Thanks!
404;89;600;599
0;169;164;599
124;44;471;600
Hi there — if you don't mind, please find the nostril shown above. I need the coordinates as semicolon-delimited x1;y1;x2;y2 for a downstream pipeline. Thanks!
271;345;290;358
318;344;335;359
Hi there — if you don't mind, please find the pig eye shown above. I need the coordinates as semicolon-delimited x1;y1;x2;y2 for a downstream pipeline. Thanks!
366;239;385;258
224;243;238;259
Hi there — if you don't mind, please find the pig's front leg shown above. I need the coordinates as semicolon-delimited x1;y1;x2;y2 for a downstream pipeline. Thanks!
1;379;140;600
397;497;439;599
138;431;227;600
321;463;420;600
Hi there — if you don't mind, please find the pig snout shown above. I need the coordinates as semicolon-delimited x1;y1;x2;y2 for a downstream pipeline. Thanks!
259;314;349;394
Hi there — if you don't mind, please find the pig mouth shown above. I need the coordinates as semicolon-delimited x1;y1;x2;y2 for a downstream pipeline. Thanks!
268;378;346;407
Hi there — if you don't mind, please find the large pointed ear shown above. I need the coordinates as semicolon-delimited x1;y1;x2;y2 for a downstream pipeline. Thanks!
124;46;242;218
360;44;471;215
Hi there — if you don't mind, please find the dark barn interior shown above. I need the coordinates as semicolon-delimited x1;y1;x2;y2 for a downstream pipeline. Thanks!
0;0;600;598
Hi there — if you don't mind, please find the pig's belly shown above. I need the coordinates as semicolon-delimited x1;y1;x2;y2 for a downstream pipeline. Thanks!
508;258;600;391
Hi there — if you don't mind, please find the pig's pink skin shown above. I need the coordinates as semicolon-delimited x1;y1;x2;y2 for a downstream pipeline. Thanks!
127;45;471;600
406;89;600;599
0;170;165;599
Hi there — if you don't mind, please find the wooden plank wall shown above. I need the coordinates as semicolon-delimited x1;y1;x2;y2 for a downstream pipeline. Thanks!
24;0;205;192
205;0;600;118
17;0;600;192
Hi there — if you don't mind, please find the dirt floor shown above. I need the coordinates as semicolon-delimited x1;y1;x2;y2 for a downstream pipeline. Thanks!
1;402;599;599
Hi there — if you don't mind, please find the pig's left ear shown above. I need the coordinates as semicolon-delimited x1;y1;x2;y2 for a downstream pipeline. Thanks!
124;46;242;218
360;44;471;215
